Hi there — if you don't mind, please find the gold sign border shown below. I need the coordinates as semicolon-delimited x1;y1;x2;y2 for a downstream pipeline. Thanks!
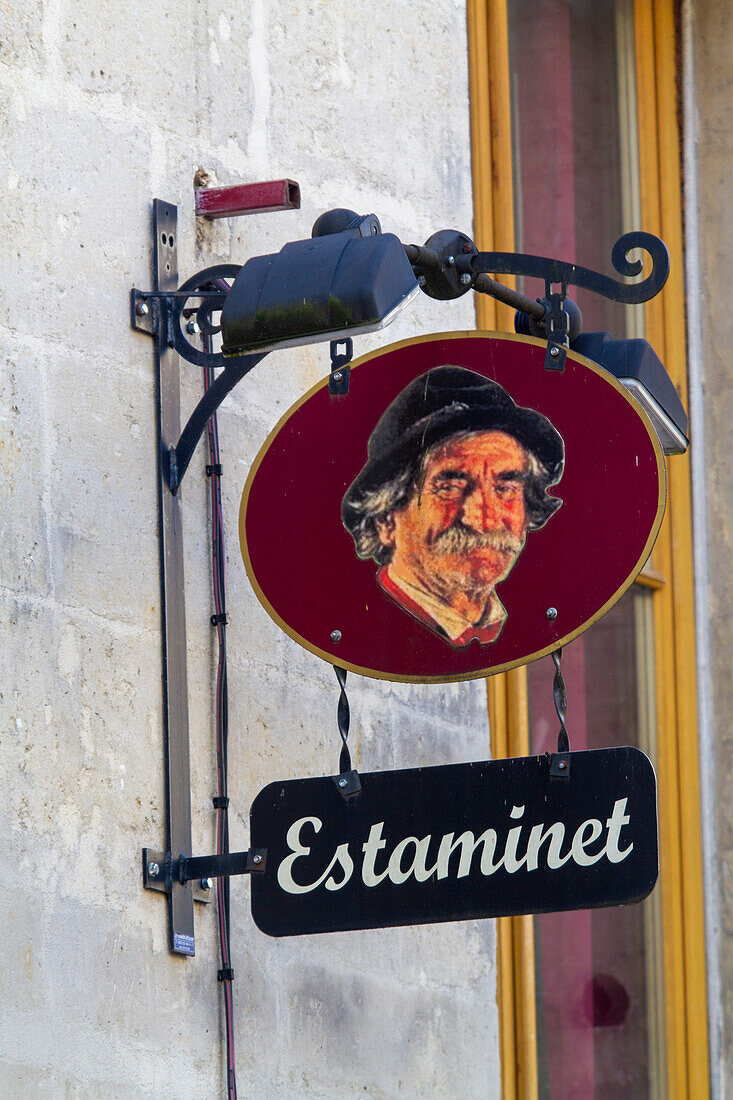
240;330;668;684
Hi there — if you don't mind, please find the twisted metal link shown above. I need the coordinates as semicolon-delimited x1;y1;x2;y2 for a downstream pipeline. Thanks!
551;648;570;754
333;666;351;773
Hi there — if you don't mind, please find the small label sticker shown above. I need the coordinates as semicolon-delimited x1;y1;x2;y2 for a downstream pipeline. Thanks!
173;932;195;955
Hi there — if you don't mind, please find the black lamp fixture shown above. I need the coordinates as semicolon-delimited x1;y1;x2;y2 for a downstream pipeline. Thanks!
216;211;686;453
570;331;688;455
220;209;419;356
134;206;685;487
513;301;688;454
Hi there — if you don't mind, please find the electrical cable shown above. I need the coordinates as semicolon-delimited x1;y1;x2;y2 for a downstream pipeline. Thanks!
203;330;238;1100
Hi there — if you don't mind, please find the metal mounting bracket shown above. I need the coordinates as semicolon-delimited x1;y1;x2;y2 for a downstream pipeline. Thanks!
132;200;199;955
131;270;268;494
142;846;267;898
130;201;281;959
405;229;670;328
142;848;213;903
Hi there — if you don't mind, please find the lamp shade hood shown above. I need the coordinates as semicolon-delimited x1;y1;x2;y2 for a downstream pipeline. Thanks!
220;230;418;356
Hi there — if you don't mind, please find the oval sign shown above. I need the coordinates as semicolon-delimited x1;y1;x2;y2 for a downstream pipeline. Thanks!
241;332;666;683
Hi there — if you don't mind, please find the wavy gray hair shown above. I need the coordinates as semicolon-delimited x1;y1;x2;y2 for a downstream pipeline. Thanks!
346;436;561;566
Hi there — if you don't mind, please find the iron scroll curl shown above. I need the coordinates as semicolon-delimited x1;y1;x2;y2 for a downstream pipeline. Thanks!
169;263;242;369
467;232;670;305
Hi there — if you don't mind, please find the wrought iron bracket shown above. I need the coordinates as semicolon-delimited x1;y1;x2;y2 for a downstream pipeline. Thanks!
133;202;285;959
131;270;269;494
405;227;668;373
133;222;670;492
406;229;669;310
133;201;281;960
463;231;670;305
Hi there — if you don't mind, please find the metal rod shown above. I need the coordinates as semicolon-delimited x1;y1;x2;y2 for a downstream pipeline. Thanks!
179;850;266;882
473;273;546;318
551;648;570;754
404;242;546;319
171;352;266;492
403;242;442;270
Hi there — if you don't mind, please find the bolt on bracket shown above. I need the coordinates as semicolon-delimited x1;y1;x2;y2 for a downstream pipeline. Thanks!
142;846;267;900
142;848;212;904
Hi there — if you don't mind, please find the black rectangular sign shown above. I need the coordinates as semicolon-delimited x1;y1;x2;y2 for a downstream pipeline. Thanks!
249;747;658;937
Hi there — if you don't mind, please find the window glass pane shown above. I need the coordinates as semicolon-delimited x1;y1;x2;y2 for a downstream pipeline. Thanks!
507;5;666;1091
508;0;644;339
528;589;666;1098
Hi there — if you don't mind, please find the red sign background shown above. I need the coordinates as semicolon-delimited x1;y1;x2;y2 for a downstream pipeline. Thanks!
240;332;666;682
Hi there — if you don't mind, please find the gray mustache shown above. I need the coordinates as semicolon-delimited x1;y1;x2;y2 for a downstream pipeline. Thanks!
432;525;524;555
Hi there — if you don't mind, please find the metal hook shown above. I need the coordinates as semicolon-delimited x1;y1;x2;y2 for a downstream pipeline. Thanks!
331;666;360;799
543;279;570;371
551;648;569;753
549;648;571;779
329;338;353;395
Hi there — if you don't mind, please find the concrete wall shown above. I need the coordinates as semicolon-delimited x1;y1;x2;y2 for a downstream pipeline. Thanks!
687;2;733;1095
0;1;501;1097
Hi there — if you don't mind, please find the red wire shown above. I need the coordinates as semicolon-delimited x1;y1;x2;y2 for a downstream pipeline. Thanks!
203;343;238;1100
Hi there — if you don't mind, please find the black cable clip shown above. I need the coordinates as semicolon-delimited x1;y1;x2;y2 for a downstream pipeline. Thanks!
210;612;228;626
329;338;353;395
213;796;230;809
206;463;222;477
217;968;235;983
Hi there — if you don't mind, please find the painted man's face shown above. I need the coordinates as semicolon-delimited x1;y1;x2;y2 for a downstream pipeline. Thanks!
376;431;530;602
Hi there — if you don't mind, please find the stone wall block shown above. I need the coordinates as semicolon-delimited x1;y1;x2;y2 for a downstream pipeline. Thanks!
281;956;498;1098
0;4;44;71
0;0;504;1092
44;348;159;625
0;337;54;597
2;97;152;356
56;0;202;138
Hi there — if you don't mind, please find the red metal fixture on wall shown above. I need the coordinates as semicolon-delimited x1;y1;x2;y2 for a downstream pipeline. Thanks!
194;178;300;219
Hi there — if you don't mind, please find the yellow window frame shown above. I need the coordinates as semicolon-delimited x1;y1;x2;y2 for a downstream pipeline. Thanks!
467;1;709;1096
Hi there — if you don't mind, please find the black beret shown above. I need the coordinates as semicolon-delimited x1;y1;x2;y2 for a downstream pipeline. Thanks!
342;366;564;530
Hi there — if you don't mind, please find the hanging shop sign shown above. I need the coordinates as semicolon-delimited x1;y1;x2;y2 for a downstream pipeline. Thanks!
249;746;658;938
241;332;666;683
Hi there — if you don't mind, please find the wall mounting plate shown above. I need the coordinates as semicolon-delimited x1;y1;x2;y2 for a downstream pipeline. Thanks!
142;848;212;904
